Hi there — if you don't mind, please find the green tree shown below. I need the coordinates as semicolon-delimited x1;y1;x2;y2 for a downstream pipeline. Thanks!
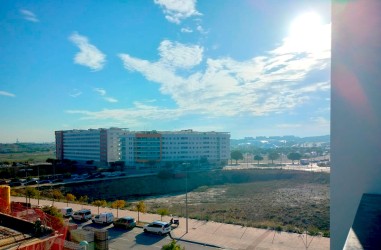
65;193;76;206
92;200;107;214
161;240;185;250
230;150;243;164
136;201;146;223
157;208;170;221
254;155;264;166
268;152;280;165
287;152;302;164
112;200;126;218
25;187;39;205
42;205;64;228
78;195;88;208
51;189;63;206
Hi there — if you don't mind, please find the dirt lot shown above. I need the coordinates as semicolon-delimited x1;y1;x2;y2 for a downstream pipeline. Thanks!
142;171;330;236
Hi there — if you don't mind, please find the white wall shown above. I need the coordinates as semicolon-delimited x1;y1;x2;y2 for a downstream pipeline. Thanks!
331;1;381;249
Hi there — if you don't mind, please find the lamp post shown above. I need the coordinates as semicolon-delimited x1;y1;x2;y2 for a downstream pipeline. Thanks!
182;162;190;234
186;167;188;233
37;165;40;205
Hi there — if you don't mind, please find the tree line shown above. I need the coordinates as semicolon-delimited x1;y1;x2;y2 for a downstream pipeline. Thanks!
230;150;303;165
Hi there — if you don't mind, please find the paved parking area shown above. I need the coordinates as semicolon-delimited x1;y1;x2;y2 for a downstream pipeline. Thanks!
11;196;330;249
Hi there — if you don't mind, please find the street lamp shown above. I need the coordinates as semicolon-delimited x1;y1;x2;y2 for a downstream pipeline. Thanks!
182;162;190;233
37;165;40;205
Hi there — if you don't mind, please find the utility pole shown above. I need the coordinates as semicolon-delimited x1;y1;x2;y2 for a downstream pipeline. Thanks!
37;165;40;205
186;170;188;233
183;162;189;234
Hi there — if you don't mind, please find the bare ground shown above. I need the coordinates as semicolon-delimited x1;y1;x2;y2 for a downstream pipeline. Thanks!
141;171;330;235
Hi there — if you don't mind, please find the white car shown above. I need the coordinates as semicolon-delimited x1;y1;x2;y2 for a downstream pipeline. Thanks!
60;207;73;218
92;212;114;225
143;221;171;235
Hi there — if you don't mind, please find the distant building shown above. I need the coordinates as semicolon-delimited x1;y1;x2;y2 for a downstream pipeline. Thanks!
55;128;126;167
119;130;230;169
55;128;230;169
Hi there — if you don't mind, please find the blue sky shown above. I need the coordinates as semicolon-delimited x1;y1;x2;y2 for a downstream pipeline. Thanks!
0;0;330;142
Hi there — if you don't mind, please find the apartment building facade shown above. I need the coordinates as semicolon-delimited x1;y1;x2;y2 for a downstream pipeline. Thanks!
119;130;230;169
55;128;230;169
55;128;126;167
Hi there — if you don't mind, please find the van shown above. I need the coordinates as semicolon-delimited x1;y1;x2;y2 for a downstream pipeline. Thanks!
60;207;73;217
72;209;92;221
92;212;114;225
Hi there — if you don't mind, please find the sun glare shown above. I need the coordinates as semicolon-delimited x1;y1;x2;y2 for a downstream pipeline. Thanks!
286;12;330;54
290;12;322;36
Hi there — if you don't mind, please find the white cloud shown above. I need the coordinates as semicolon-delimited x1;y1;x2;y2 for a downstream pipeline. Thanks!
0;91;16;97
69;32;106;71
158;40;203;69
276;124;302;129
104;97;118;103
181;27;193;33
93;88;118;103
67;102;183;122
20;9;39;22
154;0;201;24
310;116;330;127
94;88;106;96
70;22;330;125
69;89;82;98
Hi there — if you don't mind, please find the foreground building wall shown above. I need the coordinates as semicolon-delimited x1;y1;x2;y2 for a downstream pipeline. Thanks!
331;0;381;249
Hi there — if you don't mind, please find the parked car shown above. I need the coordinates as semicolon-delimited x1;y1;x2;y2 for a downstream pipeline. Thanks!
72;209;92;221
143;221;171;235
51;179;64;183
9;181;23;187
38;180;52;184
60;207;73;218
113;216;136;229
92;212;114;225
25;180;38;186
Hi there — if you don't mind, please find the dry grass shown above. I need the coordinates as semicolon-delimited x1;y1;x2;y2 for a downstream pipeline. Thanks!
143;171;330;236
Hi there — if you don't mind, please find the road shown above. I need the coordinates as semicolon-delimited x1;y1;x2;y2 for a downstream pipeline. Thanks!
72;220;217;250
224;162;330;173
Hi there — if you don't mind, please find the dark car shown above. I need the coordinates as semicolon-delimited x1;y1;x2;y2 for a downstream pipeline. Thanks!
38;180;52;184
25;180;38;186
9;181;22;187
113;216;136;229
51;179;64;183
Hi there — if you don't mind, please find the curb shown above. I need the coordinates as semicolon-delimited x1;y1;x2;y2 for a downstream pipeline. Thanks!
136;223;222;248
169;232;223;249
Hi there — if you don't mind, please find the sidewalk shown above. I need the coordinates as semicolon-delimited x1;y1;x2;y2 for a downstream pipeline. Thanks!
11;196;329;250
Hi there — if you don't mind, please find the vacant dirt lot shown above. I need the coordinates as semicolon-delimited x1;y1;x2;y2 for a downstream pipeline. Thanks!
142;170;330;235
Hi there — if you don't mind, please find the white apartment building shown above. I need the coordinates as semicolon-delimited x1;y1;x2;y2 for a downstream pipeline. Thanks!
119;130;230;169
55;128;126;167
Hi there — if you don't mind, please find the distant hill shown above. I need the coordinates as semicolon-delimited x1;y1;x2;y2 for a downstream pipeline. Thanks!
0;143;55;154
231;135;330;148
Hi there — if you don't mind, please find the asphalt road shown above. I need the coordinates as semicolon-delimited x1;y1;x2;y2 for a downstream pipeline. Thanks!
71;219;218;250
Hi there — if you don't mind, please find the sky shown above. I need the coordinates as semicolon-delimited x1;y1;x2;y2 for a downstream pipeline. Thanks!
0;0;331;143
